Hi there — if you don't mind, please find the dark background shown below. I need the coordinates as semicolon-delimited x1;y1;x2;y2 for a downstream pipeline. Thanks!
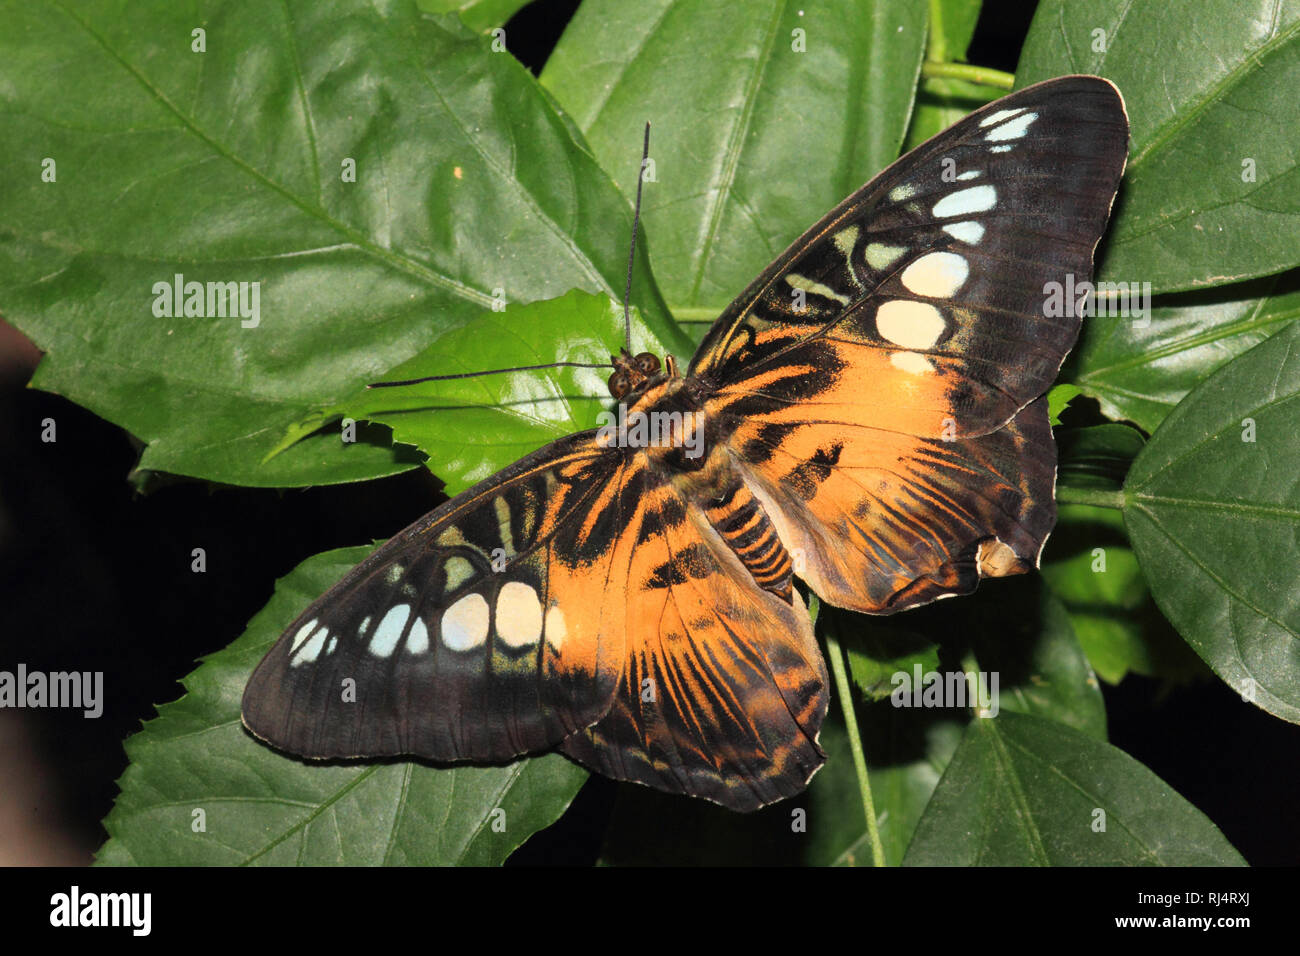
0;0;1296;866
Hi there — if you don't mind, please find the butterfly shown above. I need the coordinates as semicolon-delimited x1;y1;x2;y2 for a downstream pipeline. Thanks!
242;75;1129;812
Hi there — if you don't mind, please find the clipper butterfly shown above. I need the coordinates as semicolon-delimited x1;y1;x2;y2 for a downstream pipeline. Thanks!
243;76;1129;811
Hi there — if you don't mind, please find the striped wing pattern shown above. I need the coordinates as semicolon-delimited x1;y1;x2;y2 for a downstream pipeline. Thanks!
243;76;1129;812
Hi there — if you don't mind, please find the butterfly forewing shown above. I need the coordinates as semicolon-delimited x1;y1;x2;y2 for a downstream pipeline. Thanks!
693;75;1129;440
242;431;631;761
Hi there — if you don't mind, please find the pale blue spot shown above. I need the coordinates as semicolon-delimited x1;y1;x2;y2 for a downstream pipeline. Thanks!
406;617;430;655
291;627;328;667
290;619;318;653
369;605;410;658
932;185;996;218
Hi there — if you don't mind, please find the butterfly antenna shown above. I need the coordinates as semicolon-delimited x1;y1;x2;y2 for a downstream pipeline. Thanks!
368;361;614;389
622;121;651;355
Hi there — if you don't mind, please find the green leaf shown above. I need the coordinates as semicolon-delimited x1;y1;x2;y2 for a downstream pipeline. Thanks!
903;76;1001;152
925;0;983;63
1;0;674;488
967;580;1107;739
97;546;586;866
903;712;1246;865
541;0;927;317
1017;0;1300;292
597;707;962;867
1069;272;1300;433
1123;321;1300;722
1046;383;1082;427
282;290;682;496
1056;423;1144;491
903;0;996;151
416;0;531;33
838;612;941;703
1042;502;1204;686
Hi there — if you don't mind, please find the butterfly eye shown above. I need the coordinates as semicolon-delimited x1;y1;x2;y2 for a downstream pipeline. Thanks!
634;352;660;374
609;370;630;398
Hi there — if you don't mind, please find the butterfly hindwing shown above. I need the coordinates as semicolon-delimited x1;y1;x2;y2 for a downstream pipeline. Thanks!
724;395;1058;614
560;468;828;810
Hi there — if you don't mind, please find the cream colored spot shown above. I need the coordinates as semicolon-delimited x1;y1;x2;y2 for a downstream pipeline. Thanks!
979;107;1026;128
496;581;543;649
933;185;996;218
544;604;567;654
876;300;946;349
889;183;916;201
957;170;981;181
441;593;489;651
890;352;935;375
901;252;969;298
990;144;1012;153
985;111;1038;142
943;221;985;244
785;273;849;306
865;243;906;270
444;556;474;592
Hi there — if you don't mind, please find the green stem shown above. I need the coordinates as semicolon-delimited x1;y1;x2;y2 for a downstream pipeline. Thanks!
920;61;1015;90
1056;485;1127;510
825;631;887;867
671;306;719;324
927;0;948;62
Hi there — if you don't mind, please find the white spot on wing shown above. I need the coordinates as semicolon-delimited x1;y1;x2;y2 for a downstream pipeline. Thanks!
369;605;410;658
933;185;996;218
979;107;1026;128
291;627;328;667
406;617;429;655
985;111;1038;142
290;619;318;653
901;252;969;298
442;593;489;651
496;581;543;649
943;221;985;244
877;300;946;350
957;170;981;181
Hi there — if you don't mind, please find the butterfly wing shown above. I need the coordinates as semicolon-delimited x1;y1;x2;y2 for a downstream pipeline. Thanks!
242;429;828;810
695;75;1128;612
559;470;827;810
242;430;632;762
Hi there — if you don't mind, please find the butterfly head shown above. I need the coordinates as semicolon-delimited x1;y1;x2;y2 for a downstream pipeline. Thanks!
608;348;679;400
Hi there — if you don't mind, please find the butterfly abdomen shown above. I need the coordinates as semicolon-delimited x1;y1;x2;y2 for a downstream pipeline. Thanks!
701;477;794;602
